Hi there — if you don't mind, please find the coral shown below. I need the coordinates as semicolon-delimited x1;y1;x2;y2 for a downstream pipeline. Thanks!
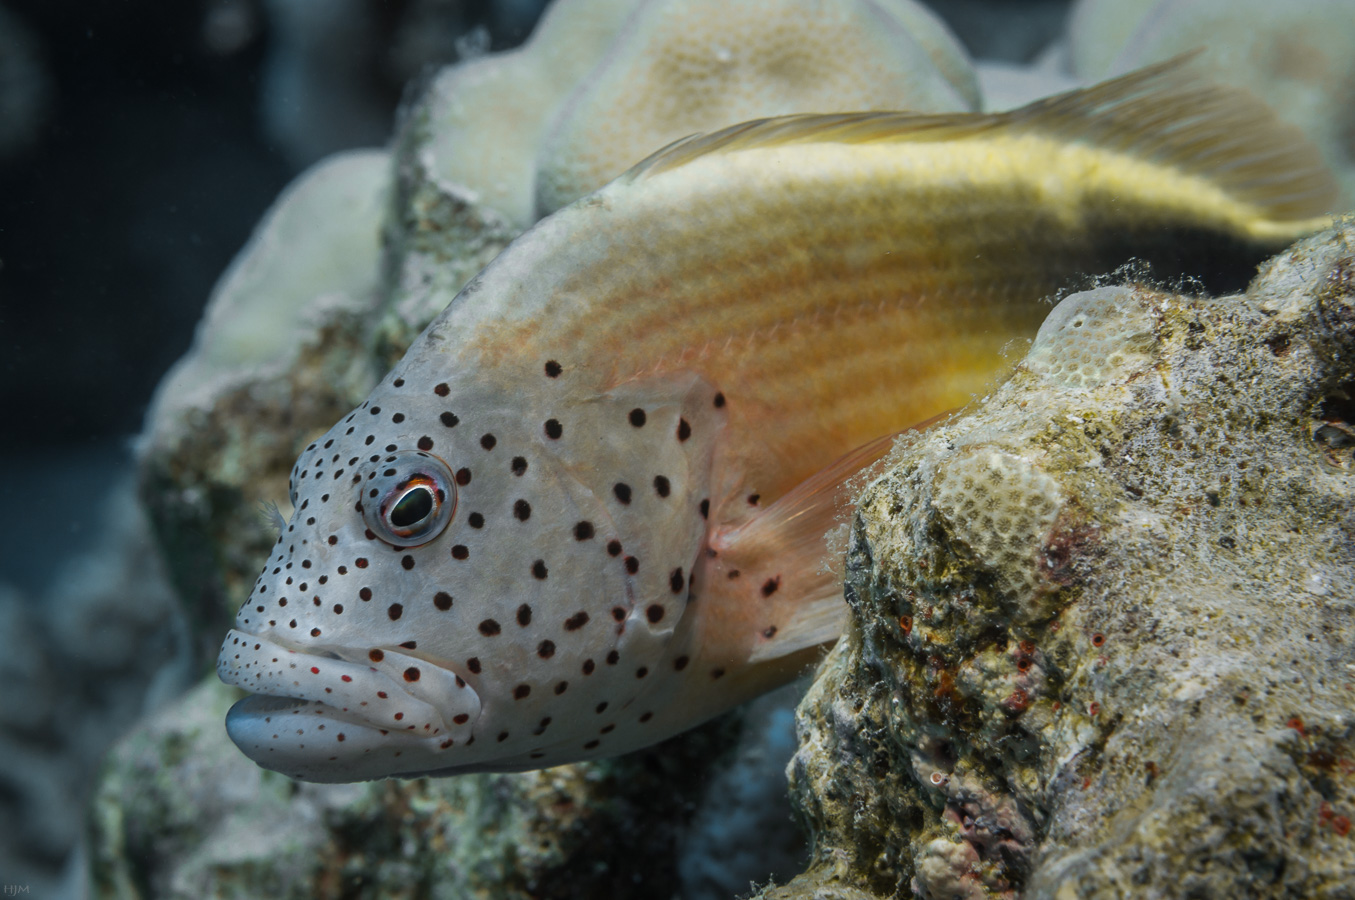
412;0;640;227
755;222;1355;899
412;0;976;227
1066;0;1355;208
532;0;979;216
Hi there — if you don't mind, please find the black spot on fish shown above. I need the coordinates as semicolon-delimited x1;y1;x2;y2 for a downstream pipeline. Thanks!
677;419;691;441
613;483;632;504
440;412;459;427
574;521;595;540
565;611;589;631
514;499;532;521
544;360;562;378
511;456;527;476
629;408;646;427
517;604;532;626
544;419;563;439
433;591;453;611
479;619;501;636
480;433;496;450
388;604;403;620
654;476;670;497
435;383;450;396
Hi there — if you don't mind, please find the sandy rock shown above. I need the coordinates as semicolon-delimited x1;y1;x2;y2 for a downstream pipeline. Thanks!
754;222;1355;899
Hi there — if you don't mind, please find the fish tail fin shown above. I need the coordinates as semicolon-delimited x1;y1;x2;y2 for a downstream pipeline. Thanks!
706;412;953;669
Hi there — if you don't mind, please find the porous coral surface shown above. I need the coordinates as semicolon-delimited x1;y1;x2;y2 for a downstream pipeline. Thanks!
761;223;1355;899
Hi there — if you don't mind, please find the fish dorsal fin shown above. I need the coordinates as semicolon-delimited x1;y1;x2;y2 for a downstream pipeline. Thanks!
621;54;1337;221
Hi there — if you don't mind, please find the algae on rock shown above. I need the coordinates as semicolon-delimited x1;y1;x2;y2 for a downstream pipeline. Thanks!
763;223;1355;899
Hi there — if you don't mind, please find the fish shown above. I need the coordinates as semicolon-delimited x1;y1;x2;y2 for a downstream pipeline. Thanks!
217;58;1337;783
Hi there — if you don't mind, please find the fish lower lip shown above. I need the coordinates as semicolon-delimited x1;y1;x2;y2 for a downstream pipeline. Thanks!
216;629;481;739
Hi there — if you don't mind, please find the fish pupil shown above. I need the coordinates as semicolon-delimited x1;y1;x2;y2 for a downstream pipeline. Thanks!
390;487;434;527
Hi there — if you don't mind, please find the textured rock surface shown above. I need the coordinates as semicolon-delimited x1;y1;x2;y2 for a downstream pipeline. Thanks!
757;223;1355;899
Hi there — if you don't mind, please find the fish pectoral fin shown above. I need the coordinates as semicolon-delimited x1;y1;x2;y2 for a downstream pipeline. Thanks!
719;412;954;664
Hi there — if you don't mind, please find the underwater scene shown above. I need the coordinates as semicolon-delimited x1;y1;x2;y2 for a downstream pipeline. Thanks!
1;0;1353;897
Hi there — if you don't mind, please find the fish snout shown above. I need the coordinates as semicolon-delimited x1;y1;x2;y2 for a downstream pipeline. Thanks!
216;629;480;752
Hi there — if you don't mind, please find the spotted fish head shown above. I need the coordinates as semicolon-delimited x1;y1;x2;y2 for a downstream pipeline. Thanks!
218;350;725;781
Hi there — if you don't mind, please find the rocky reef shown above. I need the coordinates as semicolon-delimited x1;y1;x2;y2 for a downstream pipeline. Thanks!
758;223;1355;898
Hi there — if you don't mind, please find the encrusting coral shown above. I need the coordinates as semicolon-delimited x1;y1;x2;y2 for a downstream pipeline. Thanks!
757;222;1355;899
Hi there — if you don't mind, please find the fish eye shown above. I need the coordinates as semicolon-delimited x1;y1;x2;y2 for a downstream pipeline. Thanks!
361;452;457;547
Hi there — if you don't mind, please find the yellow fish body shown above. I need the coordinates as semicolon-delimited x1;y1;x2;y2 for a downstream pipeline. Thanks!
218;61;1335;781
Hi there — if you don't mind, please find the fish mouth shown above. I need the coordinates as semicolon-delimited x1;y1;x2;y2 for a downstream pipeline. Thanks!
216;629;481;740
